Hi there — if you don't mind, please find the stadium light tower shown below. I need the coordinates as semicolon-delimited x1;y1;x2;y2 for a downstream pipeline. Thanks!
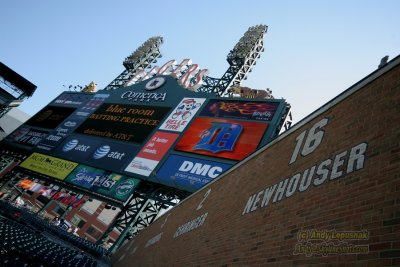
104;36;163;90
199;25;268;96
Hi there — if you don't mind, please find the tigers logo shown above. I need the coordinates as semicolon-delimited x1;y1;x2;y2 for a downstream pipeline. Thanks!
194;122;242;153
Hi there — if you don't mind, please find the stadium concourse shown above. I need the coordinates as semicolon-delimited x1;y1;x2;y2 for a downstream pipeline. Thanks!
0;200;111;267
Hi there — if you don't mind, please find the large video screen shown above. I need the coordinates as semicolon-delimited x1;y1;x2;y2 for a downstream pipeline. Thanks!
175;117;268;161
25;106;76;129
199;99;279;121
74;103;171;144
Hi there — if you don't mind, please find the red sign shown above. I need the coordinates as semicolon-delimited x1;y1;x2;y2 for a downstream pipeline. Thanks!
175;118;268;161
125;131;179;176
137;131;179;161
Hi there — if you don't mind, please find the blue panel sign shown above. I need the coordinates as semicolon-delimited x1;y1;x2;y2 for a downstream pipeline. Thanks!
85;141;139;173
53;136;100;162
156;155;232;192
52;135;139;173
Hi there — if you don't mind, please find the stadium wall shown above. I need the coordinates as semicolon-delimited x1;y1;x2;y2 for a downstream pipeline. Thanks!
112;56;400;266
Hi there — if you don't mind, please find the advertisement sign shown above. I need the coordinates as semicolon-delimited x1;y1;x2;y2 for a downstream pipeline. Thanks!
65;165;140;202
159;98;206;132
175;118;268;161
125;131;179;177
156;154;232;192
6;127;49;147
200;99;279;121
52;136;139;173
74;103;171;144
19;153;78;180
85;141;139;172
25;106;76;130
53;136;101;163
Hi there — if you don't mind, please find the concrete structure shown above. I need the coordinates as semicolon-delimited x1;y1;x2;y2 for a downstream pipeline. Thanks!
112;55;400;266
0;62;36;120
0;108;30;140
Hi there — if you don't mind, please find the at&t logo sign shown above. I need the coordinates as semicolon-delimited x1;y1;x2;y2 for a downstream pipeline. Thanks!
93;145;126;160
62;139;90;152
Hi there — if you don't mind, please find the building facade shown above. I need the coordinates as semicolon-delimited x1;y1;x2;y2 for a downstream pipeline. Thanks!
112;56;400;266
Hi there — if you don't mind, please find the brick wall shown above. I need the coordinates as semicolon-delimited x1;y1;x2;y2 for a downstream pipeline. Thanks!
112;57;400;266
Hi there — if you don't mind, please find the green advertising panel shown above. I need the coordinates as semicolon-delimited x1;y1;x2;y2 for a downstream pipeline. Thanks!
65;164;140;203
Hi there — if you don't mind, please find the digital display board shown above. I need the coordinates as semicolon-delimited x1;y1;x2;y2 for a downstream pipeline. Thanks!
175;117;268;161
0;77;289;196
36;92;111;151
74;103;171;144
156;154;232;192
25;106;76;129
199;99;279;121
65;164;140;203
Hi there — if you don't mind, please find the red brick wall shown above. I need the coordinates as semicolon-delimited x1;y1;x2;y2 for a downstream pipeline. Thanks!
112;58;400;266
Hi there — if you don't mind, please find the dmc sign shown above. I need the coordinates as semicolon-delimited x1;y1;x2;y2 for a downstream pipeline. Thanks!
157;155;232;192
178;161;224;179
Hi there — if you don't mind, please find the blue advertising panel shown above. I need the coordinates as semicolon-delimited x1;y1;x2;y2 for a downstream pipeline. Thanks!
156;154;232;192
65;164;140;203
52;135;139;173
199;99;279;121
85;141;139;172
53;136;100;162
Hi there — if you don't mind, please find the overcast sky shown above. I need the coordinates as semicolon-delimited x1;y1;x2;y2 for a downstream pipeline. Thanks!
1;0;399;124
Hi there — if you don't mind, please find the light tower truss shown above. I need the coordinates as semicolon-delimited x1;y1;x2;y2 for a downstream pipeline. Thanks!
103;36;163;90
99;182;189;253
198;25;268;97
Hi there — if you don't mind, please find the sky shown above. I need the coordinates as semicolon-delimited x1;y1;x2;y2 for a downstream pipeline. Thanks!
1;0;399;125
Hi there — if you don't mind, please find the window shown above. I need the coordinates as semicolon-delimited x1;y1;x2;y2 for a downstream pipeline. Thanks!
52;205;65;216
86;226;102;240
36;195;50;204
81;199;101;214
71;215;86;228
